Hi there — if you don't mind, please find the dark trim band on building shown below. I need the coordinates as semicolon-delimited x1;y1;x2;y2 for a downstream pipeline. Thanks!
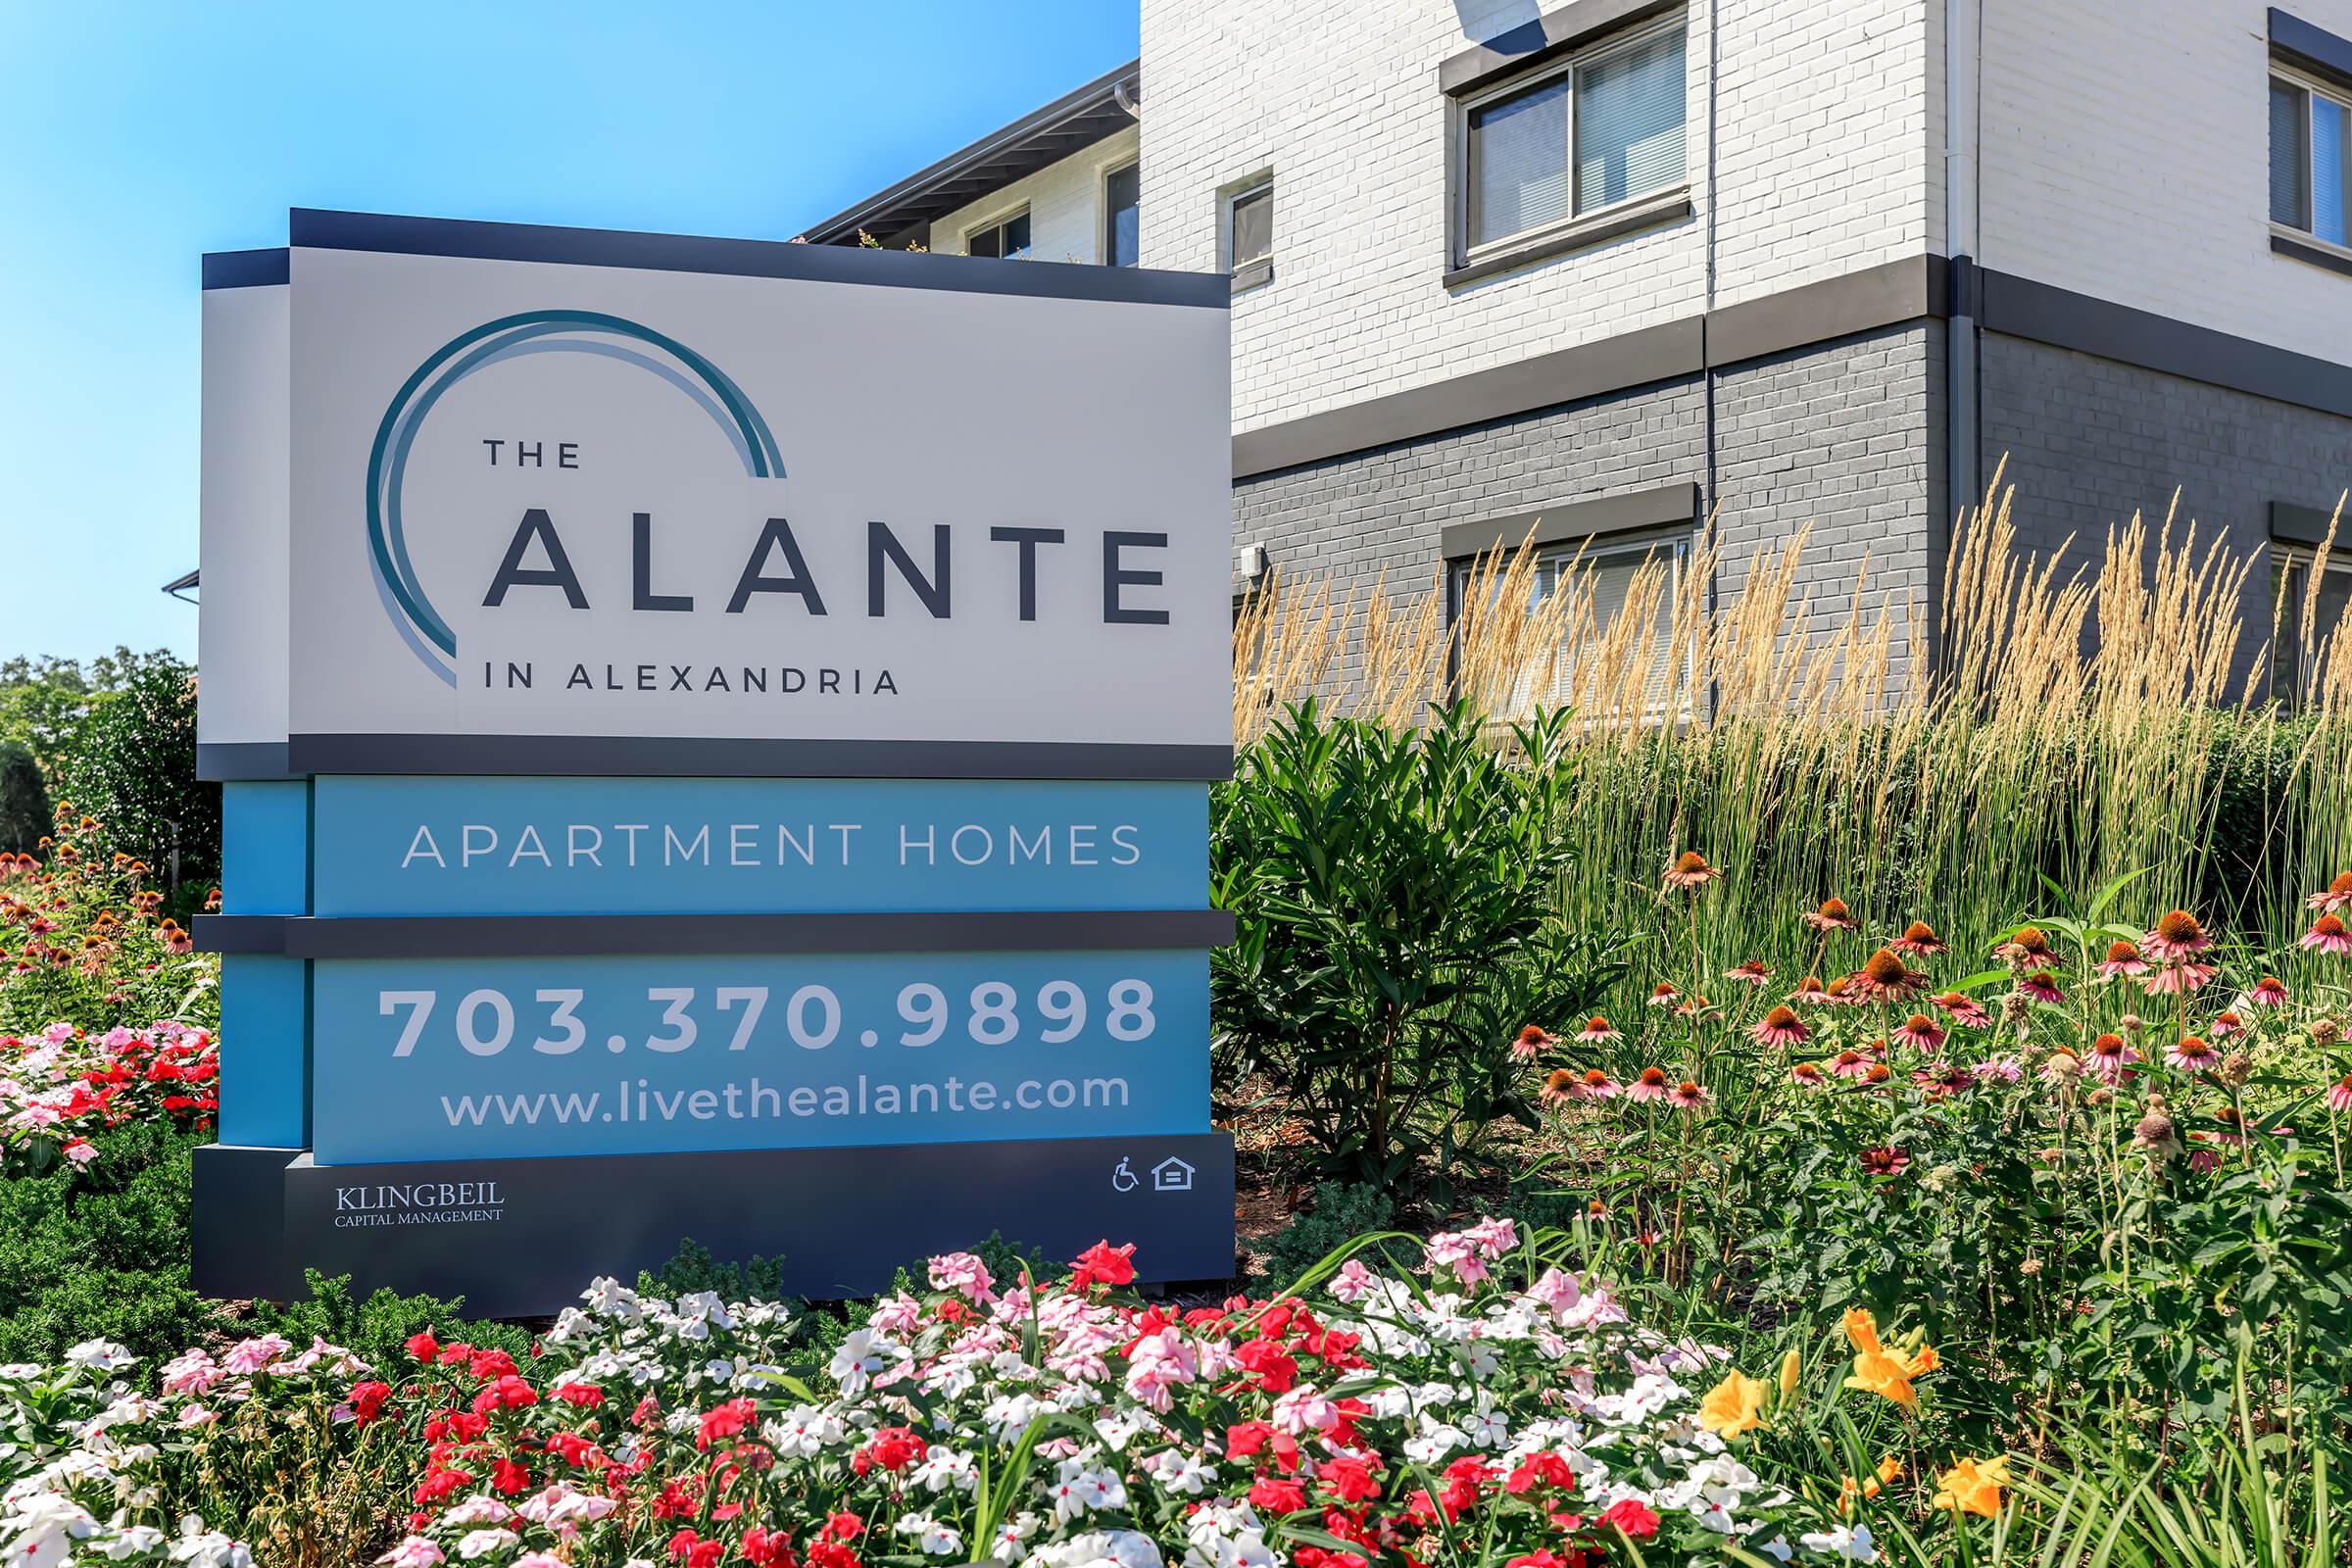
2271;231;2352;280
200;249;290;290
194;907;1237;959
197;742;294;781
2272;499;2350;546
285;209;1228;310
1439;482;1700;560
1439;0;1684;95
1233;254;2352;479
279;734;1234;783
2271;8;2352;87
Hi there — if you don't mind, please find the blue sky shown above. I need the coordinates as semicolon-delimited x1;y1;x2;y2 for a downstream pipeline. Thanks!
0;1;1138;666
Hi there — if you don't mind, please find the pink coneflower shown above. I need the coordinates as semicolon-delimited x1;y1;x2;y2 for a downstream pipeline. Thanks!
2019;970;2066;1004
2142;910;2214;963
1724;959;1773;987
1930;990;1991;1028
1789;1061;1830;1088
2000;926;2062;966
2209;1009;2246;1042
2327;1073;2352;1114
2241;975;2289;1009
1674;994;1716;1021
1913;1062;1976;1097
2306;871;2352;913
2142;960;2217;997
1891;1012;1946;1054
2095;940;2150;981
2085;1033;2138;1082
2165;1035;2221;1074
1663;852;1724;893
2187;1138;2223;1174
1829;1047;1874;1080
1512;1025;1558;1061
1575;1016;1622;1045
1971;1054;2025;1085
1646;981;1682;1008
1846;949;1929;1004
1667;1079;1712;1110
1788;975;1834;1005
1540;1068;1583;1108
1822;976;1859;1006
2300;913;2352;955
1889;920;1948;957
1750;1004;1810;1049
2210;1104;2249;1147
1863;1061;1894;1087
1803;897;1859;933
1859;1146;1910;1178
1572;1067;1620;1101
1626;1066;1673;1102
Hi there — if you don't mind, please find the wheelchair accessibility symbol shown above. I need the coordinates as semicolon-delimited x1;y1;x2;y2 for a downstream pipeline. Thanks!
1112;1155;1198;1194
1112;1157;1140;1193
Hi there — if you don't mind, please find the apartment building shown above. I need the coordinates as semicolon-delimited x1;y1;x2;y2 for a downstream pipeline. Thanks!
805;2;2352;690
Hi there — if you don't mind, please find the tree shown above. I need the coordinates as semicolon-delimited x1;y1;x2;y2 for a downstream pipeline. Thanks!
52;658;218;894
0;743;48;855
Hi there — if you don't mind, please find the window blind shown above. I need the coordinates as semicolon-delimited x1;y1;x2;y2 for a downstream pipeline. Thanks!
1575;27;1687;212
1470;76;1571;245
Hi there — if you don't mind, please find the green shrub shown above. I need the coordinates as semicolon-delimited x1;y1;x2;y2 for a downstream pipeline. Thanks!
0;741;48;854
52;657;219;903
1246;1181;1396;1289
1211;700;1617;1200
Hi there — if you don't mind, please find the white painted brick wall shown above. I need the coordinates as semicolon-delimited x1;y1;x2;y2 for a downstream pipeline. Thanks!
1978;0;2352;354
1137;0;1934;431
926;122;1140;265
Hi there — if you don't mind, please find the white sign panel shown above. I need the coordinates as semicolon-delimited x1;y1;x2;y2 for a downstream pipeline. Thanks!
264;213;1231;774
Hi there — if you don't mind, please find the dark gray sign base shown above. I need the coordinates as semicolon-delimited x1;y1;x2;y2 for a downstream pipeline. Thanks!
193;1133;1236;1317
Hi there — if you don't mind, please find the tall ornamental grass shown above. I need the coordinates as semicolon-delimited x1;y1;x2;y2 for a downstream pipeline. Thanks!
1231;472;2352;987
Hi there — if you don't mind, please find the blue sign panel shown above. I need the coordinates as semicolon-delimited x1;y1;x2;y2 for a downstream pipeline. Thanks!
310;777;1209;915
310;949;1207;1164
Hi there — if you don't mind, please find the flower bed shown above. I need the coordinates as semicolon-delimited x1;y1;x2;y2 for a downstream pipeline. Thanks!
0;1020;218;1176
0;1226;2016;1568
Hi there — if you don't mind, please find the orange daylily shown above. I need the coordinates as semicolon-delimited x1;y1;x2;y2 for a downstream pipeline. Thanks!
1838;1456;1904;1515
1697;1370;1769;1439
1932;1456;2010;1517
1840;1307;1937;1407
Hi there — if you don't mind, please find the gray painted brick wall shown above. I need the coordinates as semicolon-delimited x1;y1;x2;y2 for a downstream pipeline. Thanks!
1980;330;2352;689
1231;323;1946;691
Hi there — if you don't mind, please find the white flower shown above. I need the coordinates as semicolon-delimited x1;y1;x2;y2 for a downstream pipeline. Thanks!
1758;1537;1794;1563
1144;1447;1216;1495
828;1329;905;1395
64;1341;134;1373
167;1522;253;1568
895;1514;965;1557
1046;1454;1127;1522
1800;1524;1877;1562
439;1498;514;1528
453;1530;518;1561
910;1447;978;1494
760;1404;846;1458
94;1525;167;1559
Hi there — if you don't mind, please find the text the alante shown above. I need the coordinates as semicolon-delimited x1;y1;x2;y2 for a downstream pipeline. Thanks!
479;510;1174;625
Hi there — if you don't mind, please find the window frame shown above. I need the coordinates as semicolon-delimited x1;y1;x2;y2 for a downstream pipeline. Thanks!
2272;63;2352;270
961;205;1033;261
1220;174;1275;293
1445;8;1692;288
1445;522;1697;725
2272;539;2352;705
1102;159;1142;268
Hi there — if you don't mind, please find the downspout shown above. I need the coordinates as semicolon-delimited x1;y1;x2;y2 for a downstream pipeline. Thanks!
1944;0;1982;542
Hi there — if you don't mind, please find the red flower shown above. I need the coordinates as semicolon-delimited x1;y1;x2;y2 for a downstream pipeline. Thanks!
1599;1498;1660;1540
405;1331;439;1363
470;1374;538;1415
1235;1337;1299;1394
697;1397;759;1450
490;1457;531;1495
467;1348;520;1381
1250;1476;1308;1514
1069;1240;1138;1292
819;1513;864;1544
1505;1452;1575;1494
667;1530;723;1568
414;1464;473;1504
1295;1550;1368;1568
347;1380;392;1426
1319;1455;1383;1503
852;1425;928;1474
553;1380;606;1408
742;1528;799;1568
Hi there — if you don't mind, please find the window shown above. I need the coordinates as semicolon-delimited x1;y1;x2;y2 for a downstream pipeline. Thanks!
1448;530;1691;719
2278;75;2352;245
1224;178;1273;290
1105;162;1141;267
964;209;1031;260
2274;544;2352;703
1456;13;1688;270
2274;71;2351;248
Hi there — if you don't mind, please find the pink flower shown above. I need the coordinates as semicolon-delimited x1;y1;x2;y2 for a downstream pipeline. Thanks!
2210;1009;2246;1041
161;1348;222;1396
2142;911;2214;963
1645;983;1681;1009
1750;1005;1809;1048
2095;941;2150;980
1892;1012;1946;1054
2240;976;2289;1009
1524;1266;1584;1318
2327;1074;2352;1114
2019;971;2066;1004
1970;1055;2025;1084
1574;1016;1621;1045
1510;1025;1556;1061
1789;1061;1830;1088
1930;991;1990;1028
1827;1048;1874;1081
1329;1259;1378;1303
1625;1066;1673;1102
927;1251;996;1302
2306;873;2352;912
2301;914;2352;955
2165;1036;2221;1074
1788;976;1833;1005
39;1024;74;1045
2084;1034;2138;1082
60;1138;94;1166
220;1334;292;1376
1667;1079;1712;1110
1724;960;1772;987
2142;960;2216;996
